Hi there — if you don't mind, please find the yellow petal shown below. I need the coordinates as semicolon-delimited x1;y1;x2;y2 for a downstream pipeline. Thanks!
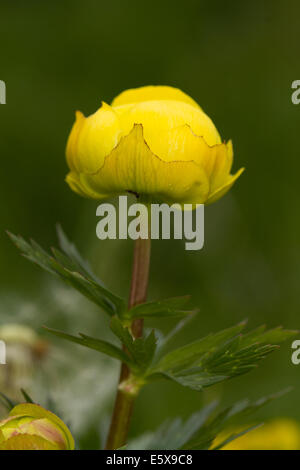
206;167;245;204
116;99;221;147
70;124;210;204
9;404;75;450
0;434;60;450
142;124;222;165
66;103;121;174
66;110;85;172
111;85;202;110
204;139;234;194
66;171;101;199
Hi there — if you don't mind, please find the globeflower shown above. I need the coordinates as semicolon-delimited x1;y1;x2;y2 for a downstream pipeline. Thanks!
0;404;75;450
66;85;243;205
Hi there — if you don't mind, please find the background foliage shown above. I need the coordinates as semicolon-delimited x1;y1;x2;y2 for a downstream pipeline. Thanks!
1;0;299;449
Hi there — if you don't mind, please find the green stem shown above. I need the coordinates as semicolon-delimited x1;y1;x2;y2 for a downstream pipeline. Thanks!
105;236;151;450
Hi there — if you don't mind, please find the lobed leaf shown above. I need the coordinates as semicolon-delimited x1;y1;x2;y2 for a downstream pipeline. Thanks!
210;424;262;450
127;296;197;320
110;317;157;373
184;391;287;450
148;322;297;392
127;391;286;450
8;231;126;317
153;321;247;373
44;326;134;367
56;224;98;281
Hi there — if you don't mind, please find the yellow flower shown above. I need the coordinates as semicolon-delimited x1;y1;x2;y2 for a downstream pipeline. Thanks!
66;85;243;205
214;419;300;450
0;404;75;450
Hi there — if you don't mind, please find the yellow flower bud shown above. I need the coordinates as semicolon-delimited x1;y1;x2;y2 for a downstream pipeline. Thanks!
66;85;244;205
0;404;75;450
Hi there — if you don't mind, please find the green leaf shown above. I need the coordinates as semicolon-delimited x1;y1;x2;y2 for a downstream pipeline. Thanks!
8;231;126;317
127;296;198;320
56;224;98;281
127;391;286;450
148;322;297;391
0;392;17;411
110;317;157;373
20;389;35;404
210;424;262;450
159;371;229;391
44;326;134;367
133;330;157;371
239;326;298;348
153;321;247;373
155;312;199;359
110;316;135;353
126;401;218;450
183;390;287;450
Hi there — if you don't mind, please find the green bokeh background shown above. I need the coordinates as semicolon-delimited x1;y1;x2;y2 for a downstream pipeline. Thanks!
1;0;300;448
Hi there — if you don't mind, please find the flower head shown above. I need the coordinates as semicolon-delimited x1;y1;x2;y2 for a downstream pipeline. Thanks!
66;86;243;205
0;404;75;450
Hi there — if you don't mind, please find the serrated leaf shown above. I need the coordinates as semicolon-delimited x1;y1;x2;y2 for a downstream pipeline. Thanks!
210;424;262;450
127;391;285;450
126;401;218;450
155;312;199;359
240;326;298;348
8;232;126;317
133;330;157;371
153;321;247;373
44;326;134;367
183;391;287;450
110;316;135;353
159;371;228;391
110;317;157;373
127;296;197;320
56;224;98;281
148;323;297;392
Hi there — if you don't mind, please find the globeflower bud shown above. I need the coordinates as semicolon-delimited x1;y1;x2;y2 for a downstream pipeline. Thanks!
0;404;75;450
66;85;243;205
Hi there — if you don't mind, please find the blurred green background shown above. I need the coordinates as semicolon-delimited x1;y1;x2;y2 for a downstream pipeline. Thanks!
1;0;300;449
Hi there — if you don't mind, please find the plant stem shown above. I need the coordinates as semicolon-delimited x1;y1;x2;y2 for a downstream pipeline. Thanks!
105;236;151;450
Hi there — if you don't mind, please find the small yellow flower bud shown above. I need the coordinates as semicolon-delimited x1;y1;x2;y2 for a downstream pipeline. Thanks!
66;85;243;205
0;404;75;450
